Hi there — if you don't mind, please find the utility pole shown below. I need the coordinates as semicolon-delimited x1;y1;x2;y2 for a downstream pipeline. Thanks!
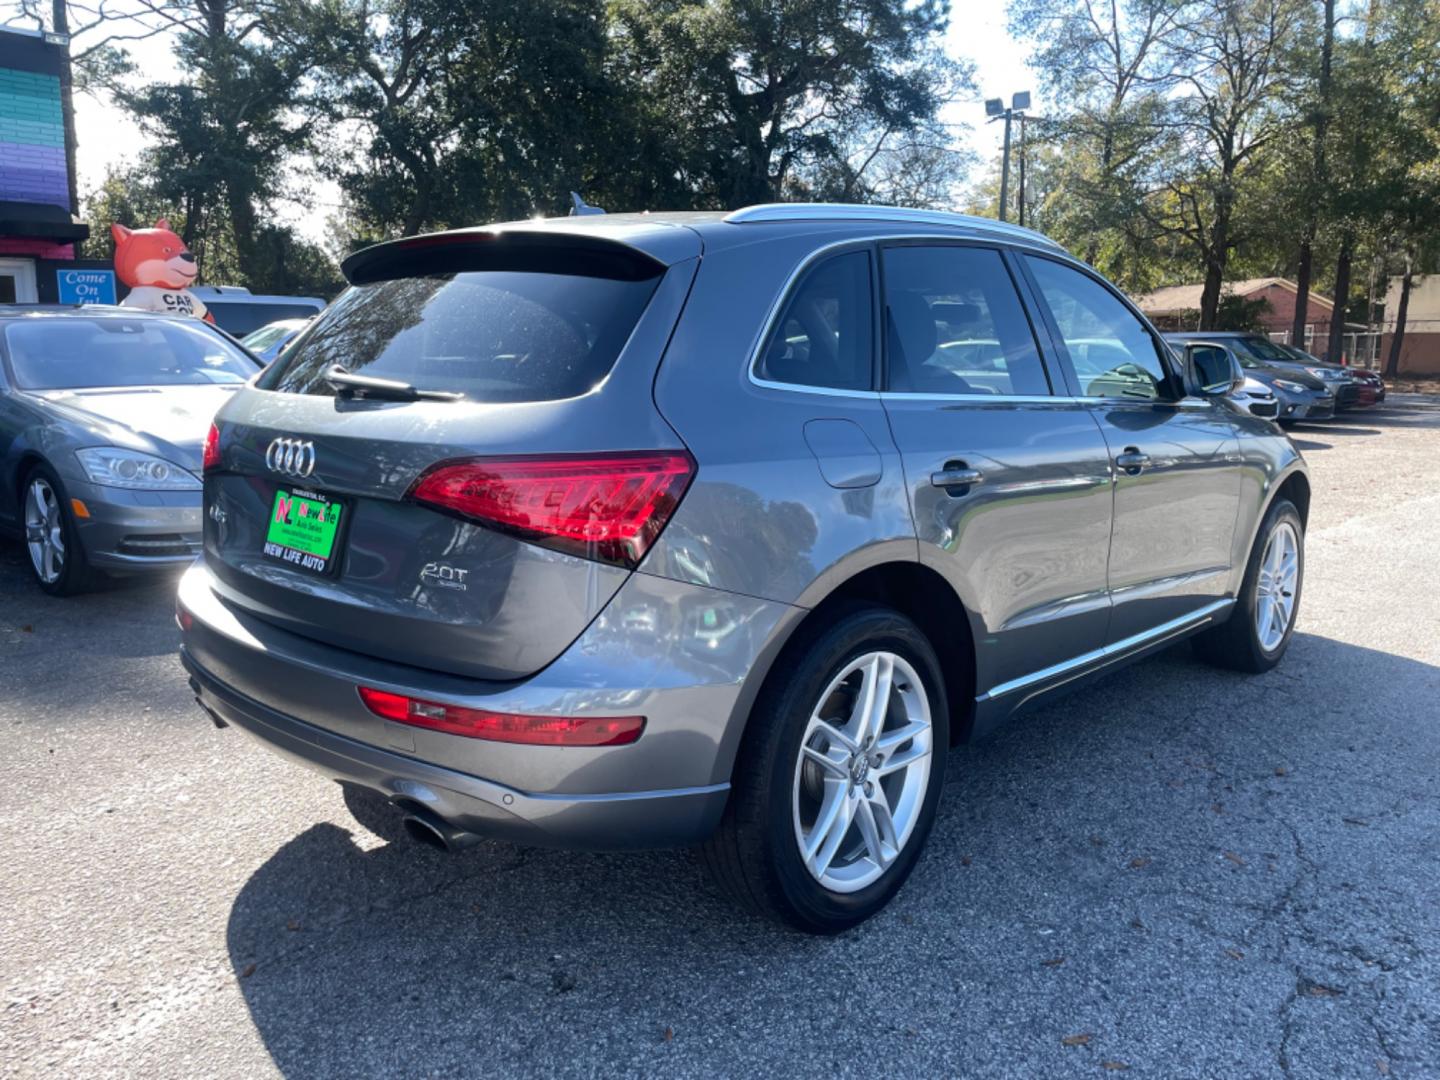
985;92;1030;223
1018;114;1027;228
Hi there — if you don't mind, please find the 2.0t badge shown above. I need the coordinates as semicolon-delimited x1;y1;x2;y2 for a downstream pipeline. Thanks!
420;562;469;591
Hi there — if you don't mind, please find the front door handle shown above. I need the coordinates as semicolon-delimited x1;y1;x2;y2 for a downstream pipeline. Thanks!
1115;447;1151;475
930;463;985;493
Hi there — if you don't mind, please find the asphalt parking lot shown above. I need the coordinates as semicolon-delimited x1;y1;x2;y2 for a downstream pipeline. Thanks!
3;396;1439;1079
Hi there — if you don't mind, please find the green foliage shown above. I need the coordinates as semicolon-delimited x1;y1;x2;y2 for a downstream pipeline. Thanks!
1215;293;1275;331
609;0;970;208
44;0;1440;317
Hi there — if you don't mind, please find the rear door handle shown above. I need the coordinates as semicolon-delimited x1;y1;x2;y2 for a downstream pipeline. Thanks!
930;464;985;492
1115;448;1151;474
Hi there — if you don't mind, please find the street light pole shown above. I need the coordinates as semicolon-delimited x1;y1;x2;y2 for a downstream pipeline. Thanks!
999;111;1013;223
985;92;1031;224
1018;114;1027;228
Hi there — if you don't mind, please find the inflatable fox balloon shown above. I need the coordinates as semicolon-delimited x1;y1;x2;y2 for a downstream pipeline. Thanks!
112;220;211;322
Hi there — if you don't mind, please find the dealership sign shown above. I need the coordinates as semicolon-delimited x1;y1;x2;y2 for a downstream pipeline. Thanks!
56;268;117;306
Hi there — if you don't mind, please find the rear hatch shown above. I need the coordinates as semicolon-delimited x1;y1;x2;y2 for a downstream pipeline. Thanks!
203;226;700;680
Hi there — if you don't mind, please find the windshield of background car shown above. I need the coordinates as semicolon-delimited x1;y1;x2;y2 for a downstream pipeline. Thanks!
241;321;300;351
258;269;661;403
3;318;257;390
1231;336;1296;364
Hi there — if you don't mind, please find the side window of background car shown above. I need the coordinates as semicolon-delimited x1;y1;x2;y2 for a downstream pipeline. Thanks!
1024;256;1173;401
755;250;874;392
882;246;1050;396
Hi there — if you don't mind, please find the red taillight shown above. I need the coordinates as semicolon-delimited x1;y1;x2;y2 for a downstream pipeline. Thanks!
202;423;221;472
358;687;645;747
408;451;695;567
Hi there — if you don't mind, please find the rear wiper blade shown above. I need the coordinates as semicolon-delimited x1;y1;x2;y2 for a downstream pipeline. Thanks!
323;364;463;402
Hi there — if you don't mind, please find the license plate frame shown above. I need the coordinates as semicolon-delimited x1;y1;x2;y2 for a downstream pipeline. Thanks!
261;486;350;577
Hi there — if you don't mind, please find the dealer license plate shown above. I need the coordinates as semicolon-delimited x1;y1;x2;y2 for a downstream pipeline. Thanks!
262;487;347;575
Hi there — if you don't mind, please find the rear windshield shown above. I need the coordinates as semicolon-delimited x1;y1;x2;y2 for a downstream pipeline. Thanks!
259;270;660;403
4;317;257;389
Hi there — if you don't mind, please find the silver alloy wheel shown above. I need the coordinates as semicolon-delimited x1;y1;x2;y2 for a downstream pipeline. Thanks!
23;477;66;585
792;650;933;893
1255;520;1299;652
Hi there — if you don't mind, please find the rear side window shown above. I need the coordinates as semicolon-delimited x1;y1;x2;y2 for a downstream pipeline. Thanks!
1024;256;1173;400
756;250;874;392
260;271;659;403
882;245;1050;395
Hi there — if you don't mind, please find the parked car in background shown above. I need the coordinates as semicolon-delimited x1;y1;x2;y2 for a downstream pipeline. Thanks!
241;317;311;364
1275;342;1386;407
1165;331;1334;424
180;204;1309;933
0;306;261;594
1232;374;1280;418
188;286;325;337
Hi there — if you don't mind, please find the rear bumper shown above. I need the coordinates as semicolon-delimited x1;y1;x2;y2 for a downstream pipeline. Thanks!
177;559;801;849
182;650;728;848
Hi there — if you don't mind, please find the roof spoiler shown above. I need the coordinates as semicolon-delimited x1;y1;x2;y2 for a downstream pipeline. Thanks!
339;227;663;285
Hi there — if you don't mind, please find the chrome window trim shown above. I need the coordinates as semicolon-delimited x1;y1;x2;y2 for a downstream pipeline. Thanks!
977;597;1235;703
882;392;1082;405
745;233;1068;398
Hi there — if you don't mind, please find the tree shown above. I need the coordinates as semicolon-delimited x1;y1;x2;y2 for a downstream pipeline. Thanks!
1149;0;1307;329
608;0;968;208
1285;0;1339;346
1009;0;1190;272
1376;0;1440;375
84;163;343;295
107;1;321;286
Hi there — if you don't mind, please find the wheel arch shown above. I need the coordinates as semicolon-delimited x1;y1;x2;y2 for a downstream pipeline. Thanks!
10;450;49;509
1273;467;1311;528
713;560;978;787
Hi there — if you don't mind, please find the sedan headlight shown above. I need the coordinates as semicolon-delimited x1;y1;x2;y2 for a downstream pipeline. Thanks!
1273;379;1308;393
75;448;202;490
1304;366;1345;382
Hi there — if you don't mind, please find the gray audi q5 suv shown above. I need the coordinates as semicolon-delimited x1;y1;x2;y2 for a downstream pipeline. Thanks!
180;204;1309;932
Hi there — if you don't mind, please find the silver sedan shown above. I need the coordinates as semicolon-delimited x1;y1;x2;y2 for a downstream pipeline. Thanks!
0;306;260;595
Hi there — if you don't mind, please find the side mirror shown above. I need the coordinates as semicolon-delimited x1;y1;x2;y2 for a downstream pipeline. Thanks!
1187;343;1244;396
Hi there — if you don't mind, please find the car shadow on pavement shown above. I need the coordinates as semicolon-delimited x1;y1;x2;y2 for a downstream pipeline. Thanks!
225;631;1440;1077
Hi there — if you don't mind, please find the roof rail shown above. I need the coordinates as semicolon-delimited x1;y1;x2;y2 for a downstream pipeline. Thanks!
723;203;1064;250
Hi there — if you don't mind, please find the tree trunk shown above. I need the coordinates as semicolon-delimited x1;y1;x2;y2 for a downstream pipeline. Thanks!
1385;256;1412;378
1326;237;1353;363
1198;257;1225;331
1291;236;1313;345
1294;0;1336;349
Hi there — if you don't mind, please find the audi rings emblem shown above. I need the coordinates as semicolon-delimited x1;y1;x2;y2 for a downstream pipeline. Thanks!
265;437;316;478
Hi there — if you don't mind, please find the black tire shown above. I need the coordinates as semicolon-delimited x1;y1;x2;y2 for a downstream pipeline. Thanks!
1193;497;1304;673
20;463;96;597
700;605;950;934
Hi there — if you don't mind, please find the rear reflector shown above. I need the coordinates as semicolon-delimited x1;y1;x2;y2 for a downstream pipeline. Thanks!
408;451;695;568
358;686;645;747
202;423;221;472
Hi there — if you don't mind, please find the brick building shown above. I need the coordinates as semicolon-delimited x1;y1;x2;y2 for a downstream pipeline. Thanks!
1132;277;1342;348
0;23;93;303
